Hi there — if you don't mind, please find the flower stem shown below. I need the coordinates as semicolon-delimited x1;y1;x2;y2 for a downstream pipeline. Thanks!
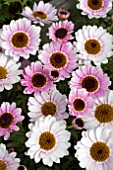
108;23;113;34
66;125;73;129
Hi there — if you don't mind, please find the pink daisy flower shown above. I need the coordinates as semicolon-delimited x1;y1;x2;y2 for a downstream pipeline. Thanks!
21;1;58;26
27;87;68;121
0;102;24;140
21;61;54;95
0;18;41;61
76;0;113;19
38;42;78;81
58;8;70;20
69;65;111;98
68;89;93;117
47;20;74;44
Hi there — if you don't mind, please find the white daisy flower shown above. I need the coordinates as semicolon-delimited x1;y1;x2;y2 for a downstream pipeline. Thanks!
0;143;20;170
0;54;22;92
74;25;113;65
83;90;113;130
75;127;113;170
25;115;71;167
28;87;68;121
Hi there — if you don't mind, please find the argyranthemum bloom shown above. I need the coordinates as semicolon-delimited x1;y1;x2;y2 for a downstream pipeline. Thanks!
68;89;93;117
38;42;78;81
0;143;20;170
82;90;113;130
0;18;41;61
0;102;24;140
47;20;74;44
72;117;84;130
76;0;113;19
69;65;111;98
74;25;113;65
21;61;54;95
0;54;22;92
21;1;58;26
75;127;113;170
58;8;70;20
27;87;68;121
25;115;71;167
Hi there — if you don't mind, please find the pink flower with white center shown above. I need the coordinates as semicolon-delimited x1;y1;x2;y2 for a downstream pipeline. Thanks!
69;65;111;98
47;20;74;44
0;18;41;61
21;61;54;95
58;8;70;20
74;25;113;65
0;102;24;140
0;143;20;170
38;42;78;81
68;89;93;117
27;87;68;122
76;0;113;19
21;1;58;26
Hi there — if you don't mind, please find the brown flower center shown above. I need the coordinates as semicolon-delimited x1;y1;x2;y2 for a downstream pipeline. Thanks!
90;142;110;162
0;66;8;80
31;73;47;88
41;102;56;116
87;0;103;10
33;11;47;19
73;98;86;111
75;118;84;127
51;70;59;78
95;104;113;123
50;52;67;69
85;39;101;55
0;160;7;170
81;76;99;93
39;132;56;151
0;113;14;129
18;165;27;170
55;28;68;39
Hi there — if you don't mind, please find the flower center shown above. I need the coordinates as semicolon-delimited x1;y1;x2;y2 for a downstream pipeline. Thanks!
95;104;113;123
39;132;56;151
0;160;7;170
81;76;99;93
33;11;47;19
11;32;29;48
41;102;57;116
0;113;14;129
0;66;8;80
84;39;101;55
50;52;67;69
51;70;59;78
87;0;103;10
60;11;68;15
31;73;47;88
75;118;84;127
73;98;86;112
90;142;110;162
55;28;68;39
18;165;26;170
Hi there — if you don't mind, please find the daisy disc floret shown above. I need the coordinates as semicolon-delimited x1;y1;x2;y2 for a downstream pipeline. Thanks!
0;54;22;92
28;87;68;121
68;89;93;117
75;127;113;170
21;1;58;26
0;102;24;140
1;18;41;61
69;65;111;98
76;0;113;19
38;42;78;81
25;116;71;167
74;25;113;65
21;61;54;95
0;143;20;170
83;90;113;130
47;20;74;44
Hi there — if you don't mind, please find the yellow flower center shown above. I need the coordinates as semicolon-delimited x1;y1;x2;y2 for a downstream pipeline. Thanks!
31;73;47;88
39;132;56;151
95;104;113;123
33;11;47;19
0;160;7;170
41;102;57;116
84;39;101;55
73;98;86;112
0;113;14;129
90;142;110;162
87;0;103;10
0;66;8;80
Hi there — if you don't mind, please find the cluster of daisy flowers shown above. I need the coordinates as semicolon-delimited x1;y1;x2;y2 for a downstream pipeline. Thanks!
0;0;112;169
